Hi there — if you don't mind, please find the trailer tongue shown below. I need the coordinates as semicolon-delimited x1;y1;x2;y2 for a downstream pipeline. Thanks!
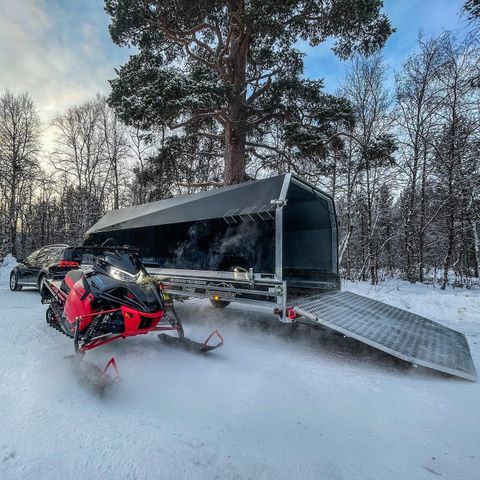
291;291;476;381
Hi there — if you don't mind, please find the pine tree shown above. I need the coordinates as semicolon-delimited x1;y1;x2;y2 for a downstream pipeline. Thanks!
105;0;393;185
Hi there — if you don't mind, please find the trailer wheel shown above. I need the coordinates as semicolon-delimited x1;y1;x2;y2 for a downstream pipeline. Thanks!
210;299;230;308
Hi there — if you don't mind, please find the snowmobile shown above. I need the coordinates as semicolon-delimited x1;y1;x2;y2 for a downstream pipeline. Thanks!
40;245;223;389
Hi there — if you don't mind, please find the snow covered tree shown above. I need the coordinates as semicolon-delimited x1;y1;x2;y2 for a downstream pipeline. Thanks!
338;55;396;284
395;35;445;282
430;34;479;289
464;1;480;87
464;0;480;22
104;0;393;185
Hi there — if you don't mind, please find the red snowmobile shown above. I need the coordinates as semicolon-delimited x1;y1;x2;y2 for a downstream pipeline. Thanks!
40;246;223;388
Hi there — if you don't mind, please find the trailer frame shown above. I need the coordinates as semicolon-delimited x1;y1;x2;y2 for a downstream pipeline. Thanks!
147;267;292;321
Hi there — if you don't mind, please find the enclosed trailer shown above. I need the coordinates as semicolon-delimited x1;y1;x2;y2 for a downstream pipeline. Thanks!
85;174;476;381
85;173;340;312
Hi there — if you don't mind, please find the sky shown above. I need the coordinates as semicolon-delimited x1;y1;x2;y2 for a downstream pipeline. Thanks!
0;0;472;151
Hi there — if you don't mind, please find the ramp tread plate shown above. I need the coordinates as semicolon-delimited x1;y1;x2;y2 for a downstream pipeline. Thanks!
294;291;476;381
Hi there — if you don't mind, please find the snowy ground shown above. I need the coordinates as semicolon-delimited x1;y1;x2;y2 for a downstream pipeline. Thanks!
1;259;479;480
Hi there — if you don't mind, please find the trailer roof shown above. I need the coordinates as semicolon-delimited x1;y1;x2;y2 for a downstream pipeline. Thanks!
87;174;330;233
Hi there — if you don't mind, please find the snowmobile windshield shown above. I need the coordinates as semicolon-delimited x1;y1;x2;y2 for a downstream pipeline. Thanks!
94;251;146;283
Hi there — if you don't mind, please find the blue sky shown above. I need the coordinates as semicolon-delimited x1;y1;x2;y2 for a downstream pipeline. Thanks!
0;0;471;148
303;0;470;93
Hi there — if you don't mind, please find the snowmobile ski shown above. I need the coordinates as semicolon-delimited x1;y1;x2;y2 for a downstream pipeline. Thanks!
65;355;121;393
157;329;224;353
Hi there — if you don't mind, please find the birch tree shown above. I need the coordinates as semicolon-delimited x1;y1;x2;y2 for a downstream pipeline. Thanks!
395;35;445;282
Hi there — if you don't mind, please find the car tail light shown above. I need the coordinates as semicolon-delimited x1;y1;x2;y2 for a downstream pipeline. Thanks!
57;260;80;268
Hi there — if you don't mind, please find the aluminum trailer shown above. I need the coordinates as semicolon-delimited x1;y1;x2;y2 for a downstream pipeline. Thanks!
85;174;476;381
85;173;340;316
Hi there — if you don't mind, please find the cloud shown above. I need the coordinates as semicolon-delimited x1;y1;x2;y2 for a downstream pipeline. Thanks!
0;0;128;153
0;0;471;156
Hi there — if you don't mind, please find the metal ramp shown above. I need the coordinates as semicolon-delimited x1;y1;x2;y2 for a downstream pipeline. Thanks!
292;291;476;381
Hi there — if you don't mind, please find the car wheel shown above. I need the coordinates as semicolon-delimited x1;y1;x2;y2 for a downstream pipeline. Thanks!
38;273;47;292
9;271;22;291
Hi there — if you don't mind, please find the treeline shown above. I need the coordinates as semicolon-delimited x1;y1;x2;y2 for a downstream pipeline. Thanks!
0;94;131;257
0;33;479;288
328;33;480;289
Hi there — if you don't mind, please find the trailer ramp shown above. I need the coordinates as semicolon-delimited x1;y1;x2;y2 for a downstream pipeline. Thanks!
292;291;476;381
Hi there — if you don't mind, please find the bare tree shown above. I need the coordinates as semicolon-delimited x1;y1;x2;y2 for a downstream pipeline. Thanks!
98;95;129;210
128;127;152;205
339;55;395;284
395;35;445;282
51;98;109;239
0;90;40;256
432;34;480;289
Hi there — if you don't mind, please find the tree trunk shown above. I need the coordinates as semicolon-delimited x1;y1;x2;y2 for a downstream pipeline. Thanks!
442;168;455;290
223;0;248;186
418;148;428;282
406;147;419;283
224;123;246;185
471;215;480;278
365;169;377;285
113;155;120;210
344;190;353;279
386;222;394;274
9;172;17;257
442;210;455;290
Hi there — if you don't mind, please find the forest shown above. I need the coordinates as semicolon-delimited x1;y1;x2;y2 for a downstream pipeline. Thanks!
0;0;479;289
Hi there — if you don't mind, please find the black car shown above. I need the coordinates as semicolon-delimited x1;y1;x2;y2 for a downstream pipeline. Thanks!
9;244;93;291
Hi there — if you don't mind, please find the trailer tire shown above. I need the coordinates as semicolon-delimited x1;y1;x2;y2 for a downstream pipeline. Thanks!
210;299;230;308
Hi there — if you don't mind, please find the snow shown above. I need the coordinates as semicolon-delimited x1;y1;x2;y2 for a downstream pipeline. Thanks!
0;261;479;480
0;254;16;282
344;278;480;336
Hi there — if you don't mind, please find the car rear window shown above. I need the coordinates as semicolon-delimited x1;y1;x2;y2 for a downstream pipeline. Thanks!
64;247;95;265
49;247;65;262
35;247;52;265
